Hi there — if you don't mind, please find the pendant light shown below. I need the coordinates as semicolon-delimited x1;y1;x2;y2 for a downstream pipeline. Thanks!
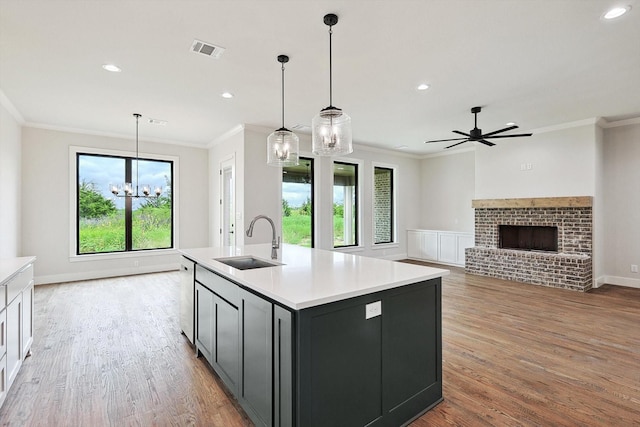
109;113;162;198
267;55;299;166
312;13;352;156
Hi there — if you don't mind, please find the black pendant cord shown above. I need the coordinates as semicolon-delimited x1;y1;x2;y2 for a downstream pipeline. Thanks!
328;26;333;107
281;62;285;129
134;113;141;196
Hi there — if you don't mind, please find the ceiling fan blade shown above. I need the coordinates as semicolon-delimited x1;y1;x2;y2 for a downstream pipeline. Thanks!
482;125;518;137
452;130;471;137
478;139;496;147
484;133;533;139
445;140;470;149
425;137;468;143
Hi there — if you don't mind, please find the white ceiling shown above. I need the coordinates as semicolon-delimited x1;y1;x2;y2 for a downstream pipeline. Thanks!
1;0;639;154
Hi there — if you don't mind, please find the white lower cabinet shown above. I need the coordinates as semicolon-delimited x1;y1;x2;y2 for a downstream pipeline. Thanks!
407;230;474;266
407;230;438;261
0;258;35;409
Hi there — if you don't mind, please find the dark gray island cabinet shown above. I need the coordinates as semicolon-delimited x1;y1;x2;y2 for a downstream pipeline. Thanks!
188;245;445;427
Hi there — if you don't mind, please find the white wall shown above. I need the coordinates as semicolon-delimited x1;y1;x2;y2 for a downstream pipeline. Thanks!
209;125;422;260
475;124;598;199
602;122;640;287
419;150;475;232
0;101;22;258
21;127;209;284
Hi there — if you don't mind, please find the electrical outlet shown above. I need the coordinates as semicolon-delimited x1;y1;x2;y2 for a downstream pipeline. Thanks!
365;301;382;319
134;260;139;267
631;264;638;273
520;163;526;171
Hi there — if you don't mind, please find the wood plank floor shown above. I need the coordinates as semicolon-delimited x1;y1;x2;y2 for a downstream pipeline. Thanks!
1;265;639;426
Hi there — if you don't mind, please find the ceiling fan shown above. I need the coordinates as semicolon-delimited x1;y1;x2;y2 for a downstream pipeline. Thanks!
425;106;532;149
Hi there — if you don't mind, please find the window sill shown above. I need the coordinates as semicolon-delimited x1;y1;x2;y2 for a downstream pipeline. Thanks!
371;243;399;250
333;246;365;254
70;248;178;262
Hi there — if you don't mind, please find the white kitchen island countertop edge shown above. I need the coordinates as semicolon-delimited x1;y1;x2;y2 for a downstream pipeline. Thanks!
180;244;449;310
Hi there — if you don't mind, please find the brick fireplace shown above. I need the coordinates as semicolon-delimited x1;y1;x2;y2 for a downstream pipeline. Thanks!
465;197;593;291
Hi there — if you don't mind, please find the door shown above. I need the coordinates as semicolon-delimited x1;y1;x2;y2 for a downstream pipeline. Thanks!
220;157;236;247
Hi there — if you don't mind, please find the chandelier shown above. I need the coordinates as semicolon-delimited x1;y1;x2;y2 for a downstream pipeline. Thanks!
109;113;162;198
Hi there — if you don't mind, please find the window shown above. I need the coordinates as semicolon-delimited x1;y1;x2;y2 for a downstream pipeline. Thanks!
333;161;358;247
76;153;173;255
282;157;314;247
373;166;395;244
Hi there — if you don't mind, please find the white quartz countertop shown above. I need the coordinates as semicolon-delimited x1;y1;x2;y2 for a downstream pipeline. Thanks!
180;244;449;310
0;256;36;285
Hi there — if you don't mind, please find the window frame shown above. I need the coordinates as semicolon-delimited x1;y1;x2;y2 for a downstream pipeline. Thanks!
371;162;397;247
332;159;362;249
281;156;316;248
69;146;179;260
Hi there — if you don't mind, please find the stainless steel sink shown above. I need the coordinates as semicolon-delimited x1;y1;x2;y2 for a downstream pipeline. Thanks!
214;256;280;270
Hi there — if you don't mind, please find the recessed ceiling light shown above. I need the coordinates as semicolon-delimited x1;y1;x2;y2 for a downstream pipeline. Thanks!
603;5;630;19
102;64;121;72
505;122;516;126
221;92;234;99
148;118;167;126
395;145;409;150
417;83;430;91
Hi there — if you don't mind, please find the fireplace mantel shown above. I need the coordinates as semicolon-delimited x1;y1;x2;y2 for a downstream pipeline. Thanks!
472;196;592;209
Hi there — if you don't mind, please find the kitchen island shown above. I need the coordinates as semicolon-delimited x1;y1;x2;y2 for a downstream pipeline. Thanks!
180;244;448;427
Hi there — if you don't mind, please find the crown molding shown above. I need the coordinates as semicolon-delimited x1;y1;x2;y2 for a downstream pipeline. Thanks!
0;90;25;124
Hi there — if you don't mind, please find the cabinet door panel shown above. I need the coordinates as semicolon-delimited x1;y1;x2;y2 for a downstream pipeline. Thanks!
195;283;214;362
438;233;458;264
214;296;240;394
6;297;21;390
240;290;273;427
274;306;293;427
21;283;34;358
422;231;439;260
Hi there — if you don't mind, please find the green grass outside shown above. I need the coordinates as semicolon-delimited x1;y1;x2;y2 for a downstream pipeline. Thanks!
79;208;171;253
282;210;346;247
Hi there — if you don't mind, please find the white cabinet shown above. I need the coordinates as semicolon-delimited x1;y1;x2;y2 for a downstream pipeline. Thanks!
0;258;35;409
407;230;474;266
407;230;438;261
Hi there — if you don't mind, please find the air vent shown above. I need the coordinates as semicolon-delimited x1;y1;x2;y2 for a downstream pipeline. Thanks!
191;39;225;59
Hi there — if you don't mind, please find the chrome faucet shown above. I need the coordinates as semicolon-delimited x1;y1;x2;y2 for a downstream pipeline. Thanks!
246;215;280;259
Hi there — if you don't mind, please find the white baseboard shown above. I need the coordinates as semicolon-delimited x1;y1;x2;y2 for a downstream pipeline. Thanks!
600;275;640;289
35;263;180;285
593;276;607;288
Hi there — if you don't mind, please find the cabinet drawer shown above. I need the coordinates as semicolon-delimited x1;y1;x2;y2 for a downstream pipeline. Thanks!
195;265;240;307
7;264;33;304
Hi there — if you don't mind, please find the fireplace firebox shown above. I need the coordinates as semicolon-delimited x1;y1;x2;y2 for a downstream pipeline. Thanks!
499;225;558;252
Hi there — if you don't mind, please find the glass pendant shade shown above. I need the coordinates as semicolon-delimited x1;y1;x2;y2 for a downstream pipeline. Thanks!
267;128;299;166
312;106;352;156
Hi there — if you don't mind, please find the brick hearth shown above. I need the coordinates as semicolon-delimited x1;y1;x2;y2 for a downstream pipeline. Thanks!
465;197;593;291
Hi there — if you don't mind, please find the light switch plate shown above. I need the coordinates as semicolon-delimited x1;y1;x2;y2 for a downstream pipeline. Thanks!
366;301;382;319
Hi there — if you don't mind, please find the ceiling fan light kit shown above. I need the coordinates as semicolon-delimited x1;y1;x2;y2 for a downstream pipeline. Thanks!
267;54;299;167
311;13;353;157
425;106;533;149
